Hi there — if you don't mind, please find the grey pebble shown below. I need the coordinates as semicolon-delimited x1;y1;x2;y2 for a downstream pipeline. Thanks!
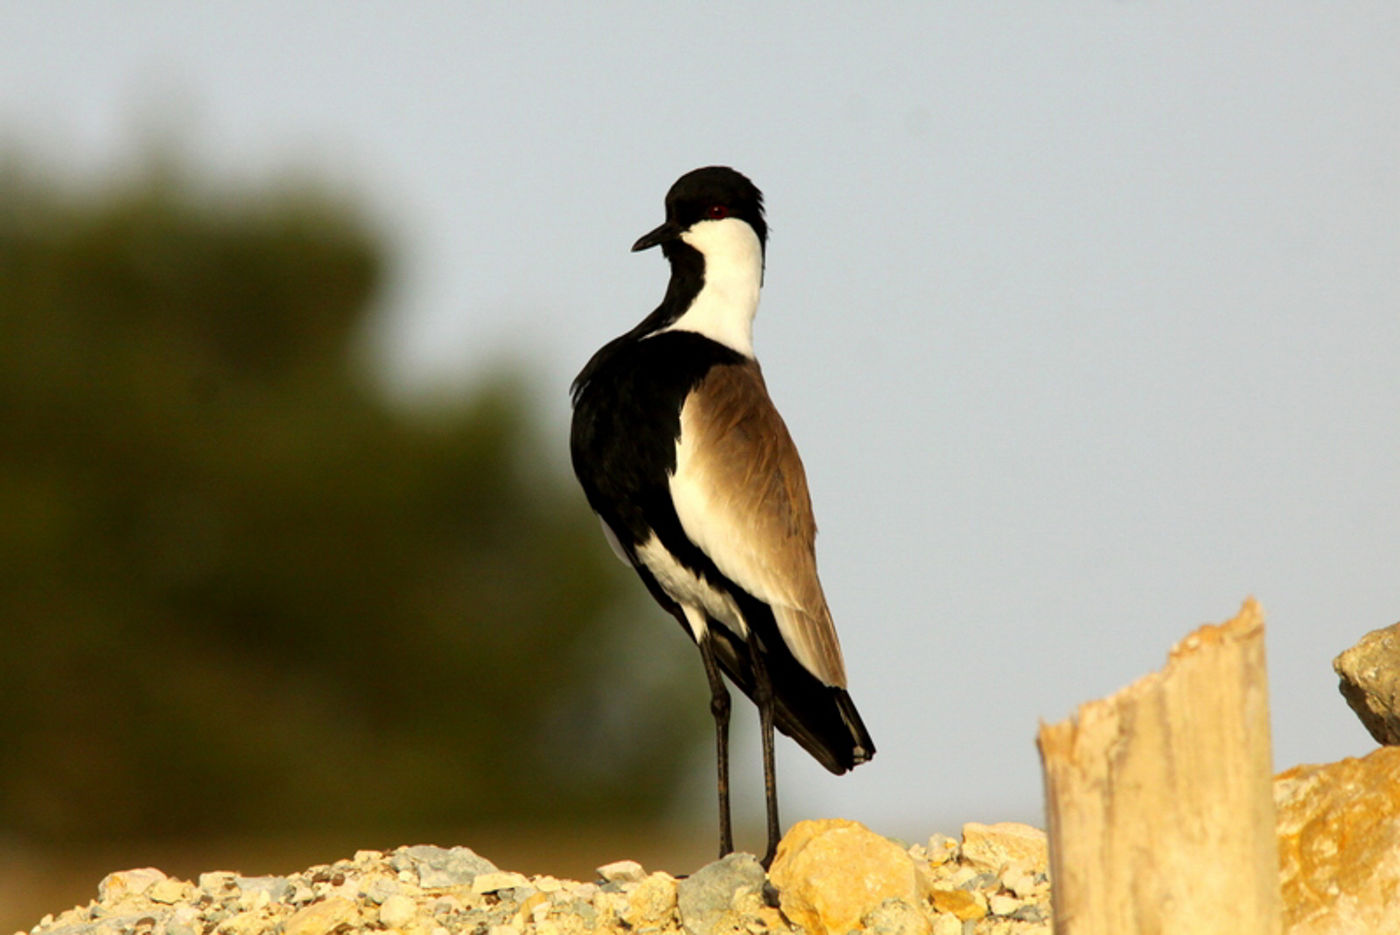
363;877;401;905
956;871;1000;892
676;853;765;935
595;860;646;884
85;915;160;935
391;845;498;889
863;899;927;935
235;875;291;904
565;900;597;927
286;880;318;905
1011;903;1048;923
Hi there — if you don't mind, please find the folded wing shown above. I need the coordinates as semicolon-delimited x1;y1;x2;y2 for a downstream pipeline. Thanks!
669;360;848;689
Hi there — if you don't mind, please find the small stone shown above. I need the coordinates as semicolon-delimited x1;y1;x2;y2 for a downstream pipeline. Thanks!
392;845;498;889
768;819;931;935
1011;903;1048;923
944;866;978;889
1000;869;1041;900
378;894;417;928
236;875;291;909
929;914;963;935
198;871;240;898
98;868;168;903
959;823;1048;876
923;834;959;867
362;876;400;905
146;878;192;904
862;898;931;935
986;894;1021;917
354;850;384;864
172;905;200;924
283;896;358;935
625;873;678;929
1334;622;1400;744
488;926;521;935
595;860;647;884
221;907;291;935
287;881;318;905
514;891;549;926
472;871;531;895
564;898;598;928
928;889;984;922
956;871;999;893
86;913;155;935
676;852;765;935
432;894;466;916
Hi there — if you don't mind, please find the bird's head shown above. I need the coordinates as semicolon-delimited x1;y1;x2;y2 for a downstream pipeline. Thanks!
632;166;768;264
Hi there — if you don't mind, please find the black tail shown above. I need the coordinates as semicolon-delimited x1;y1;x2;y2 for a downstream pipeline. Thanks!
705;611;875;775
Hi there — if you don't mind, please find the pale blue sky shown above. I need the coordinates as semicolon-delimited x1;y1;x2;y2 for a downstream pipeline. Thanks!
4;3;1397;839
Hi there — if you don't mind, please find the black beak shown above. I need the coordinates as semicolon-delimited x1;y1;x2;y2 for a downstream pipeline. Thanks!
631;220;681;252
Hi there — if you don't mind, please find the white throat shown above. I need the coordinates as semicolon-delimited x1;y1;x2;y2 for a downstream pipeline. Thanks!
657;217;763;358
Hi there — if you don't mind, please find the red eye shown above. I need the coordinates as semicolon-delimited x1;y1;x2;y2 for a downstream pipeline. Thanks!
707;204;729;219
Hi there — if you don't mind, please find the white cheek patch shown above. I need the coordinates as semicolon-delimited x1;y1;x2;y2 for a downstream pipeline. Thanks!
634;533;748;640
656;217;763;357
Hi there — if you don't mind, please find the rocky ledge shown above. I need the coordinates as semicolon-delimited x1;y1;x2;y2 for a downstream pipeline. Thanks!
22;820;1050;935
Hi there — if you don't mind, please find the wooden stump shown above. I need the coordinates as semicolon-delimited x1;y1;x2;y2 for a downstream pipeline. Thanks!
1037;599;1282;934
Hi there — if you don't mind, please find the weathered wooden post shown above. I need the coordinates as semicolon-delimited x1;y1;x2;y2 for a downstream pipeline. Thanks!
1037;599;1282;934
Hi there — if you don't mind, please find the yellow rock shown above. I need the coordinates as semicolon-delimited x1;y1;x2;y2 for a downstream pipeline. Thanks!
929;914;964;935
624;872;678;928
959;822;1048;875
221;906;294;935
515;891;549;926
284;896;359;935
147;878;193;905
97;868;167;903
927;889;984;922
1276;746;1400;934
768;819;930;935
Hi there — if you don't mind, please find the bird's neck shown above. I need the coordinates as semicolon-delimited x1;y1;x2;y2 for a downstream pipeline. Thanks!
648;218;764;358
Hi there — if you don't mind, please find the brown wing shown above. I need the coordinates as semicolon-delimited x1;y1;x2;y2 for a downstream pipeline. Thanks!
669;360;848;687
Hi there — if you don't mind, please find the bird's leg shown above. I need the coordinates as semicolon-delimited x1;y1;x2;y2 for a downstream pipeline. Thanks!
747;631;781;868
698;634;734;858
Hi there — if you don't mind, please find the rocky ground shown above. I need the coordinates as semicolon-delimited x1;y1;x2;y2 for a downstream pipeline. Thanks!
25;620;1400;935
20;820;1050;935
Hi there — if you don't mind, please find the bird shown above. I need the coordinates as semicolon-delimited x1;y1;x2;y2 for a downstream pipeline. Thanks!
569;166;874;866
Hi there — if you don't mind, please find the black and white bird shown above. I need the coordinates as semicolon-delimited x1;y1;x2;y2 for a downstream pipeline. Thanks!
569;166;874;865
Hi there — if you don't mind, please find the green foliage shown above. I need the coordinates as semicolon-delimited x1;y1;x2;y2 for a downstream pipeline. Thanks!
0;167;705;844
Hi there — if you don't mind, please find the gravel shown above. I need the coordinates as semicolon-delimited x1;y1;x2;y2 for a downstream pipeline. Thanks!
22;831;1053;935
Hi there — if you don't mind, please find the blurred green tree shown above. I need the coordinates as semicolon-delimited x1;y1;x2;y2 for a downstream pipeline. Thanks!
0;165;704;845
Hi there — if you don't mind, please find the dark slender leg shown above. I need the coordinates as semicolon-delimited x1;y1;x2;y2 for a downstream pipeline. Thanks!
748;631;781;867
698;634;734;857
